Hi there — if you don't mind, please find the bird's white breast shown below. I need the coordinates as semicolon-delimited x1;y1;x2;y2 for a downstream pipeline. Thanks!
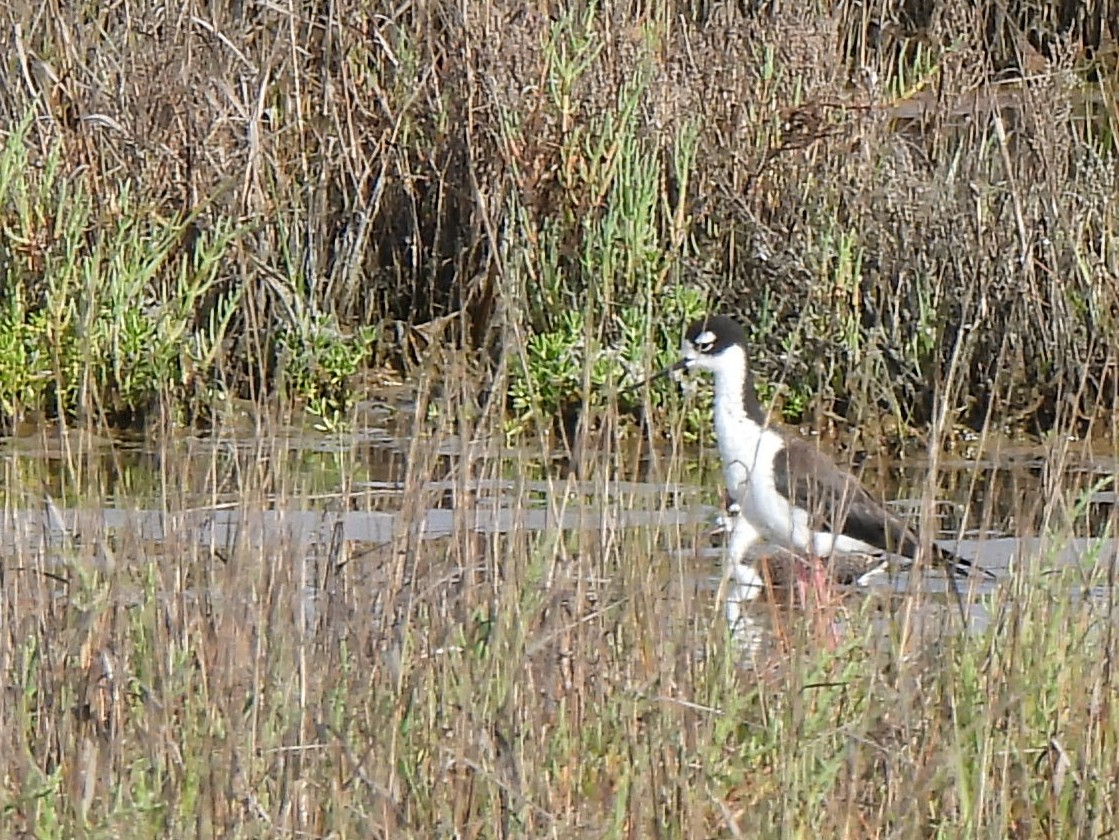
710;370;810;552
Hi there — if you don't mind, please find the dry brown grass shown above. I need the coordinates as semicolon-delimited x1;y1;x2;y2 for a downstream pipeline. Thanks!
3;1;1118;432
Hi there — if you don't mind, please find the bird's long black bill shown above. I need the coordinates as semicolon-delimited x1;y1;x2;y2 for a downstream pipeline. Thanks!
621;359;687;396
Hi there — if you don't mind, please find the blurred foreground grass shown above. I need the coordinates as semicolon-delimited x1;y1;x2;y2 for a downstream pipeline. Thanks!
0;400;1116;837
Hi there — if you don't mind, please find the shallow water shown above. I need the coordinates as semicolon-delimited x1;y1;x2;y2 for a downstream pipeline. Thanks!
3;408;1117;654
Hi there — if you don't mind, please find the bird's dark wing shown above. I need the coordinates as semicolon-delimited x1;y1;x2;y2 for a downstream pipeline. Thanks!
772;438;915;554
773;436;989;578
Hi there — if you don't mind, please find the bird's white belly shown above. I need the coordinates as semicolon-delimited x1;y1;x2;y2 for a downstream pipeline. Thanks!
705;365;885;564
714;410;811;552
737;470;810;551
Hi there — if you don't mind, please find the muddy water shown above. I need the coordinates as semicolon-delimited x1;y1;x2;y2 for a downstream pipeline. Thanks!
3;409;1117;647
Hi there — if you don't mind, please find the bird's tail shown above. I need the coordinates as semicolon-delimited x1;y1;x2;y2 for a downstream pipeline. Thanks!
934;543;994;580
890;519;994;580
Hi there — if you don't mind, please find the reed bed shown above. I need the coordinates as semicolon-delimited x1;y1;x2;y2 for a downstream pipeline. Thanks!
1;1;1119;836
0;363;1115;838
1;1;1118;434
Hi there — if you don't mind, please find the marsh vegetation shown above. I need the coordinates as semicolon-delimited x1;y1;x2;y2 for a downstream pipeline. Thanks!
1;392;1117;837
3;0;1119;435
2;0;1119;836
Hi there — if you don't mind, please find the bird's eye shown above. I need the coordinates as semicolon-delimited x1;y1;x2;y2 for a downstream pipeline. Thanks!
694;330;716;352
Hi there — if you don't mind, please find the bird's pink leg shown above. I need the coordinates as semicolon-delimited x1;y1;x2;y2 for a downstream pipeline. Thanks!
810;557;831;605
795;555;840;647
793;556;831;606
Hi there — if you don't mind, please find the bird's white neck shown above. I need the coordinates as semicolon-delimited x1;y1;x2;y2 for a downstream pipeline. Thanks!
711;370;765;497
711;360;752;421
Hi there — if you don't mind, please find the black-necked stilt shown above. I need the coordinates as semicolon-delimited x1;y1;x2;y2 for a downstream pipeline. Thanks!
669;314;990;616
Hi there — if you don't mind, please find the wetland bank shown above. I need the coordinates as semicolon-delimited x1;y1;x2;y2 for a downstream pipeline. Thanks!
3;0;1119;837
